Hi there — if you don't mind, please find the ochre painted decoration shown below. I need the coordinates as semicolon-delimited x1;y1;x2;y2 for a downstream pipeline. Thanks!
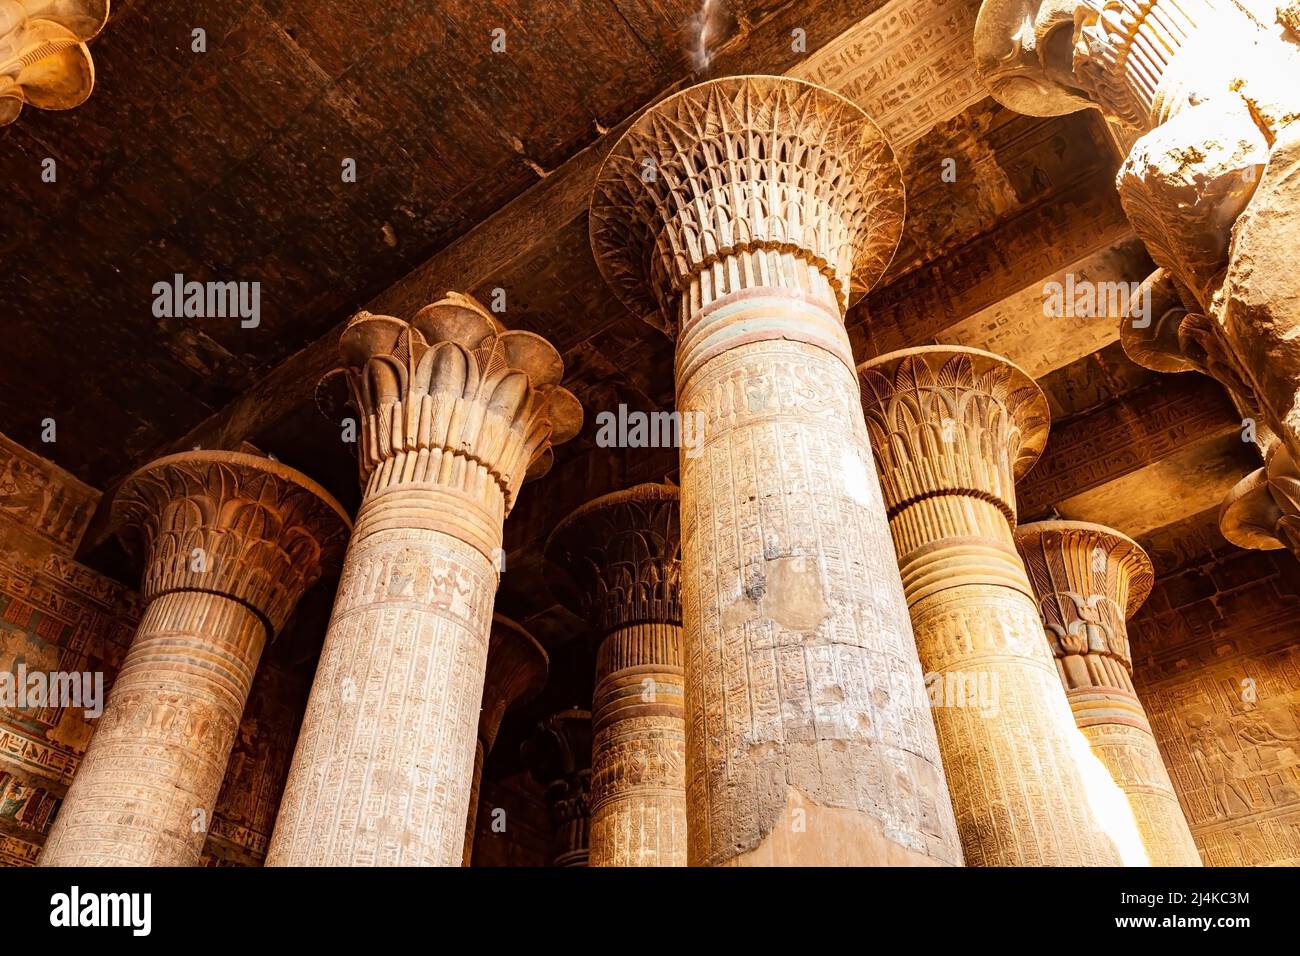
859;345;1144;866
0;0;111;126
546;483;686;867
591;75;963;868
462;615;547;866
1016;520;1203;866
266;292;580;867
973;0;1300;553
38;449;349;867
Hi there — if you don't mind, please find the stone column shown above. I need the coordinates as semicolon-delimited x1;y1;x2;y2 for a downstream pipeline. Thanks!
266;293;580;867
545;483;687;867
523;709;592;867
859;346;1142;866
1016;520;1203;866
974;0;1300;514
462;614;547;866
1;0;111;127
39;450;349;866
590;76;962;868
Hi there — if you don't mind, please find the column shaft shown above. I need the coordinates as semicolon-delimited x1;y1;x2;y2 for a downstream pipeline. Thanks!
40;592;263;866
590;76;963;868
861;346;1136;866
589;621;686;866
1017;520;1202;865
266;293;579;867
37;449;349;868
268;516;495;866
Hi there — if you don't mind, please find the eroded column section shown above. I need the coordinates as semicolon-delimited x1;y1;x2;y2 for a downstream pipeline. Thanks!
859;346;1139;866
1016;520;1202;866
39;450;348;866
266;293;580;866
546;483;686;866
462;614;547;866
590;76;962;867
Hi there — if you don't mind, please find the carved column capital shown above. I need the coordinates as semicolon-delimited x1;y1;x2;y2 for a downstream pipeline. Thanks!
545;484;687;866
1014;520;1154;685
858;346;1050;524
112;449;351;636
590;75;904;351
975;0;1272;131
321;291;582;557
544;482;681;635
0;0;110;126
1221;444;1300;559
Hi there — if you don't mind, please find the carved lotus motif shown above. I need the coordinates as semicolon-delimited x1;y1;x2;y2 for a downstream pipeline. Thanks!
858;346;1050;520
545;483;681;633
591;76;904;334
322;291;582;512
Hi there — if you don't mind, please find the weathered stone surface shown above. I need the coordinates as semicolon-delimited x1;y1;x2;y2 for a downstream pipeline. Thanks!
1016;520;1202;865
592;76;962;868
546;483;686;867
266;293;579;867
1131;545;1300;866
39;450;349;866
974;0;1300;544
860;345;1140;865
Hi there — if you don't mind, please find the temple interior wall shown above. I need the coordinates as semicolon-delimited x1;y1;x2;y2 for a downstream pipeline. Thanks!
1132;546;1300;865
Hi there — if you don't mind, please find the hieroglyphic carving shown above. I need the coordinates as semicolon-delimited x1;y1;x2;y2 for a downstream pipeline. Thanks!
462;614;546;866
0;432;96;555
0;0;110;126
789;0;986;149
202;660;312;866
855;174;1133;358
0;501;136;865
545;483;686;866
1016;520;1202;865
523;709;592;867
1018;374;1240;517
1136;633;1300;866
38;450;348;867
591;76;962;867
267;293;579;867
860;346;1140;865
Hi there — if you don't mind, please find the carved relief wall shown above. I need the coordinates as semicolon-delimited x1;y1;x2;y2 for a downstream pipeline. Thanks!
1131;546;1300;866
